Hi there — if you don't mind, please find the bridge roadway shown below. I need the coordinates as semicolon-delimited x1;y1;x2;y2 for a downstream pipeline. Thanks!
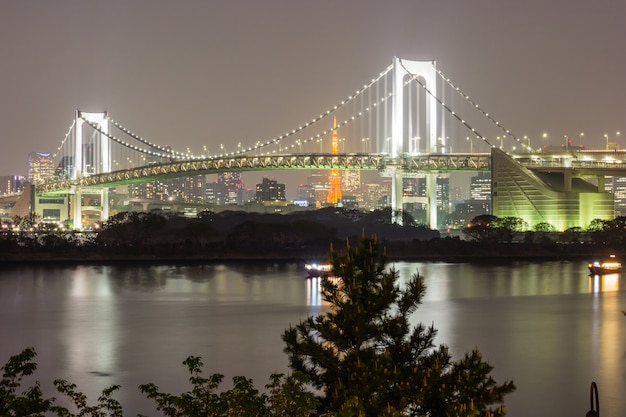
35;152;491;194
35;150;626;195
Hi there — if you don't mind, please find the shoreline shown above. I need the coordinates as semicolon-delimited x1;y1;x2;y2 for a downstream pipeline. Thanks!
0;250;597;265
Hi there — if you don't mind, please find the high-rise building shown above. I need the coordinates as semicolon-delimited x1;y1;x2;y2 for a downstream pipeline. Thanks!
608;176;626;216
256;177;285;202
0;175;25;195
470;172;491;201
218;172;245;205
341;170;361;195
307;171;330;204
403;177;423;197
296;183;316;206
205;181;226;205
128;175;205;203
55;156;73;180
129;180;169;200
436;176;450;228
449;185;464;210
28;152;55;183
167;176;206;203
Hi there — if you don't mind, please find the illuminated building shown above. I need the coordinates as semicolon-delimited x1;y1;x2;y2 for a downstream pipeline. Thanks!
28;152;55;183
465;172;492;215
129;175;205;203
0;175;25;195
296;183;316;206
470;172;491;201
436;177;451;228
205;182;226;205
342;170;361;195
168;176;206;203
607;176;626;216
326;116;342;203
256;177;285;202
308;171;330;204
218;172;245;205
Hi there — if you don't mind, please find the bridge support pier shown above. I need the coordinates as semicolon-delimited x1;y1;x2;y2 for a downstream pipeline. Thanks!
72;187;82;229
70;187;109;230
426;175;438;229
102;188;109;222
391;166;404;224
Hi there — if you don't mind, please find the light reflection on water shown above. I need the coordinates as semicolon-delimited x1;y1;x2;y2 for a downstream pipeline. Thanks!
0;260;625;417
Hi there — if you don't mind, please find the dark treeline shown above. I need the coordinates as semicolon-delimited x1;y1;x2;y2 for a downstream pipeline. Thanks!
2;208;626;262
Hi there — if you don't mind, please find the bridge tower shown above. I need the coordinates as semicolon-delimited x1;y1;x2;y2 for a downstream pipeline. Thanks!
391;57;441;228
71;110;111;229
326;116;342;203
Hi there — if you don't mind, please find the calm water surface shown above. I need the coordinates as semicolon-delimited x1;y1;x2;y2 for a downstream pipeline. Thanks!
1;261;625;416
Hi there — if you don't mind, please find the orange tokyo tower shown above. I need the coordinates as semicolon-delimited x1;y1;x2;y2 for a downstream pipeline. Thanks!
326;116;342;203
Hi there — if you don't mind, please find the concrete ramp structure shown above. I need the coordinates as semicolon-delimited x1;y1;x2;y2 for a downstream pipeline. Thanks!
491;148;614;231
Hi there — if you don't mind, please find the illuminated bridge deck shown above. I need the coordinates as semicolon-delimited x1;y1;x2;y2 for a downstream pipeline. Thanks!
35;152;491;194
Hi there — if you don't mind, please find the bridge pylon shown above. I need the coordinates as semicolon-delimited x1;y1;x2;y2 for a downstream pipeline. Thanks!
72;110;110;229
391;57;442;229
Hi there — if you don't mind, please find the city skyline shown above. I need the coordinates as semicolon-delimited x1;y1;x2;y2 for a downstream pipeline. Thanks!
2;1;626;186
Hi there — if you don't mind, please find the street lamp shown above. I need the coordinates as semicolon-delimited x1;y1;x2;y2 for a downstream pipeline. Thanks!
362;137;370;153
466;136;473;153
605;131;621;150
579;132;584;149
524;135;530;151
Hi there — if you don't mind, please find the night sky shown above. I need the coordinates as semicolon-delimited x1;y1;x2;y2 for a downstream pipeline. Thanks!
2;1;625;191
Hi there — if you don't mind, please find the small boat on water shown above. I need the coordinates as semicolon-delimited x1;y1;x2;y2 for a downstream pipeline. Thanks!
305;263;332;278
588;254;622;275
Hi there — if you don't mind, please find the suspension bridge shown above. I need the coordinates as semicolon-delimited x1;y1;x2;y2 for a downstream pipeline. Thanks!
32;57;626;231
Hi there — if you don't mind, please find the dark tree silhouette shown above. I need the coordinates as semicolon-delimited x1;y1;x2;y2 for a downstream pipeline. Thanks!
282;235;515;417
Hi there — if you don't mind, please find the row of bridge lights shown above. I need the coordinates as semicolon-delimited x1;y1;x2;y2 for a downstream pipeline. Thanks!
157;130;621;161
537;131;621;151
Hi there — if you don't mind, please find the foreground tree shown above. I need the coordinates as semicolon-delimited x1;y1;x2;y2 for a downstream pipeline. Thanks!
139;355;318;417
0;348;123;416
0;348;55;416
283;235;515;417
